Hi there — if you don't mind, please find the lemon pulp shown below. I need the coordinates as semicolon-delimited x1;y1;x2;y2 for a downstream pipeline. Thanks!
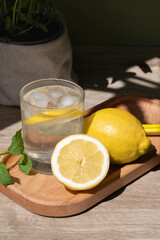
51;134;110;190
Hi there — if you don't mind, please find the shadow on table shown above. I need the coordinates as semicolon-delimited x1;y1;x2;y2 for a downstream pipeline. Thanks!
73;46;160;101
0;105;21;130
80;71;160;101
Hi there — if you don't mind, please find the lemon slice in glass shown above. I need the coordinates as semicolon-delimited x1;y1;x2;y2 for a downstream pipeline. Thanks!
51;134;110;190
23;109;83;125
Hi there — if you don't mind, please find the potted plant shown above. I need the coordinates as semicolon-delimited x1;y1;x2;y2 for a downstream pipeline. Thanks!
0;0;73;106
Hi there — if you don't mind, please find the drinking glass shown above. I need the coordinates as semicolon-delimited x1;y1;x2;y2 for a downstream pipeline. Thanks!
20;78;84;174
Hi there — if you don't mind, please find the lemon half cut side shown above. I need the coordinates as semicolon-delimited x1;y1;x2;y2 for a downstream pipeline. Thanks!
51;134;110;191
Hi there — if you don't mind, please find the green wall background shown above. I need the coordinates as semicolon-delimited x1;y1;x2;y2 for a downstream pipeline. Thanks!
57;0;160;46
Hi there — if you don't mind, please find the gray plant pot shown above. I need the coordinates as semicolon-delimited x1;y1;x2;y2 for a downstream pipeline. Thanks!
0;12;74;106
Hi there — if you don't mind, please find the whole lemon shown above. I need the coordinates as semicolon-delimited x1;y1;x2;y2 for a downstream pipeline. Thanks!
83;108;151;164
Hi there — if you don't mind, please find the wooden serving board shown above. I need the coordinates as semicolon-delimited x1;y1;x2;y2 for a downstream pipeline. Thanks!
0;95;160;217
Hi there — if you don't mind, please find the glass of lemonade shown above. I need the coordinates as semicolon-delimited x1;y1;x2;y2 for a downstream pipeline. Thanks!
20;78;84;174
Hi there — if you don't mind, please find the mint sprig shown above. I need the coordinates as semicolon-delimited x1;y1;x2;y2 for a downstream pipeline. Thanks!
0;129;32;186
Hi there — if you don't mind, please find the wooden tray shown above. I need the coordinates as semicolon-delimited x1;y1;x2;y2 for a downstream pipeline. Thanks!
0;95;160;217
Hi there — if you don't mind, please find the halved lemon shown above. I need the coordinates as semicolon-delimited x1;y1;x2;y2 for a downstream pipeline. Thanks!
51;134;110;190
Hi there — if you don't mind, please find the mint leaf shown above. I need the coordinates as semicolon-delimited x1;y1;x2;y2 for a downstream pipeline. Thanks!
0;129;32;186
0;162;13;186
8;129;24;155
19;153;32;174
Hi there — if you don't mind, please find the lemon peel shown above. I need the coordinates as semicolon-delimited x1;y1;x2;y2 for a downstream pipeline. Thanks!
83;108;151;164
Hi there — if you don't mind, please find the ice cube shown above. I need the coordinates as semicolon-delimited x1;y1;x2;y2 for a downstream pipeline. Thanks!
49;90;64;99
33;99;49;108
30;92;49;101
29;91;51;108
58;95;79;108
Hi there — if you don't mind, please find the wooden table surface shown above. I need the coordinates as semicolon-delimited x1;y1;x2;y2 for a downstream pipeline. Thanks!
0;46;160;239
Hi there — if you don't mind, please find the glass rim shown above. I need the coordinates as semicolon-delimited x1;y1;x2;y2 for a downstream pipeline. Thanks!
20;78;85;111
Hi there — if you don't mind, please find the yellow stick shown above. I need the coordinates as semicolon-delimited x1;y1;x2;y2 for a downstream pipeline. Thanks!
142;124;160;133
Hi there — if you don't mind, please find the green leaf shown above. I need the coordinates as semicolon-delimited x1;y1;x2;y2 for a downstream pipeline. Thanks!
19;13;28;22
0;162;13;186
19;153;32;175
20;0;30;9
8;129;24;156
5;16;11;31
